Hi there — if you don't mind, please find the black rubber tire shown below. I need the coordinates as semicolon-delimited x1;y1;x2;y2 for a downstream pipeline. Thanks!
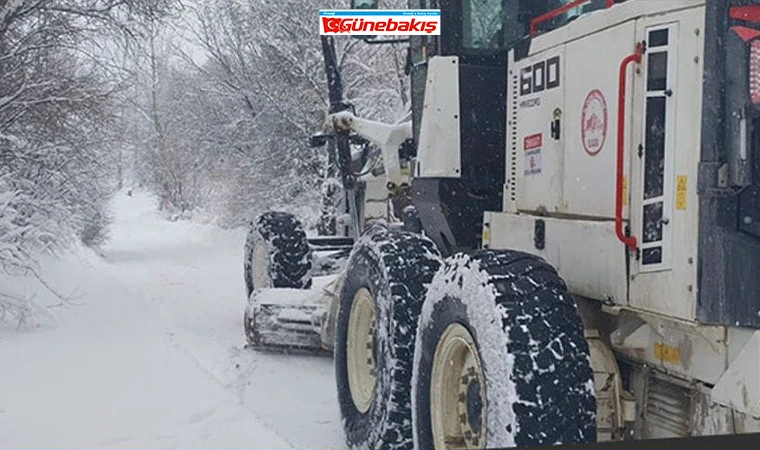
243;211;312;297
335;225;442;450
412;250;596;448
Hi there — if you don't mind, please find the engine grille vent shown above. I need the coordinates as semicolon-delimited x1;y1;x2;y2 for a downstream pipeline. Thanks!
644;375;692;438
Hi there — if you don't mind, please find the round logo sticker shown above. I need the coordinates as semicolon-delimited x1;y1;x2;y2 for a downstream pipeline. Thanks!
581;89;608;156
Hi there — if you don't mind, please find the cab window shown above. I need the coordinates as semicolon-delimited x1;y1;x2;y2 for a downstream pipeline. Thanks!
456;0;626;54
521;0;624;35
462;0;505;50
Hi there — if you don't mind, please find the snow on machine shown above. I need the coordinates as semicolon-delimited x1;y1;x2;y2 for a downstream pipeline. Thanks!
243;1;760;448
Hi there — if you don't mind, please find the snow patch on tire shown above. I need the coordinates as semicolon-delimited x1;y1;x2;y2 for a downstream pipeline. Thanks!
243;211;312;297
412;250;596;448
335;225;442;450
413;253;518;447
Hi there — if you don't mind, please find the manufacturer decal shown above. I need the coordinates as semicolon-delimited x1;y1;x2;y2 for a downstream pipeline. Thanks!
319;10;440;35
581;89;608;156
520;55;560;96
519;97;541;109
524;133;542;176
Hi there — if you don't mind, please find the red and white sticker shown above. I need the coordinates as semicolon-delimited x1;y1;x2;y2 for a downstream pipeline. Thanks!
524;133;542;150
319;10;440;36
523;133;542;176
581;89;608;156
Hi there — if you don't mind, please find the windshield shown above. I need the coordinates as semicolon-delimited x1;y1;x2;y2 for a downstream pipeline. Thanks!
522;0;622;34
460;0;619;51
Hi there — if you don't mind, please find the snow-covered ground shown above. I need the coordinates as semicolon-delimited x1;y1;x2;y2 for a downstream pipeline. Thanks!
0;191;344;449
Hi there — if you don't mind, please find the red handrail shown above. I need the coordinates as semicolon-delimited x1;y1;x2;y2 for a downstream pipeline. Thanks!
615;42;643;251
530;0;615;36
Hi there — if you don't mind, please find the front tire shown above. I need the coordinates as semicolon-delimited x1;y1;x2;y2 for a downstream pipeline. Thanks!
335;226;442;450
243;211;312;298
412;250;596;449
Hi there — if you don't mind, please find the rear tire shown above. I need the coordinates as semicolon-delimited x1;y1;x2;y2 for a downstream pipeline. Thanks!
243;211;312;298
335;226;442;450
412;250;596;449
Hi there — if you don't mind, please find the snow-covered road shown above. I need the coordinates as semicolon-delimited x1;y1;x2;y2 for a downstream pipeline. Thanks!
0;191;344;449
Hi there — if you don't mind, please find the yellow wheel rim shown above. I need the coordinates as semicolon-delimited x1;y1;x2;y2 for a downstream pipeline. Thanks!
431;323;487;450
347;288;377;413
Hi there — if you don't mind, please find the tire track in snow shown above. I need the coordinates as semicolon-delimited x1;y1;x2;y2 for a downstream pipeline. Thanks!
98;191;343;449
100;255;305;450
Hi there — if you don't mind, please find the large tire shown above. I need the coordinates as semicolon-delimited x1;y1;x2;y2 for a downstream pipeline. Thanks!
412;250;596;449
335;225;442;450
243;211;312;298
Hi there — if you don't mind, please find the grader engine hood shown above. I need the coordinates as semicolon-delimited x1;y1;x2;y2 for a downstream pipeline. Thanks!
496;1;706;311
483;0;760;330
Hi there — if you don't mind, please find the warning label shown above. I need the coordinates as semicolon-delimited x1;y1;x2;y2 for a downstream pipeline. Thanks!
523;133;544;177
524;133;542;176
524;149;542;176
524;133;542;150
676;175;687;210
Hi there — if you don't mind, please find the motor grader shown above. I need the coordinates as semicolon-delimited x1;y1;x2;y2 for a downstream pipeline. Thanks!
242;0;760;448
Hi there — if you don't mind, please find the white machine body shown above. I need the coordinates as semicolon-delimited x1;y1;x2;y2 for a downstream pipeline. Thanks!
302;0;760;441
481;0;760;439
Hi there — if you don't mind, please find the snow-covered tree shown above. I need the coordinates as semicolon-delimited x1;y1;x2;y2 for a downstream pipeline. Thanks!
0;0;181;323
125;0;411;230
